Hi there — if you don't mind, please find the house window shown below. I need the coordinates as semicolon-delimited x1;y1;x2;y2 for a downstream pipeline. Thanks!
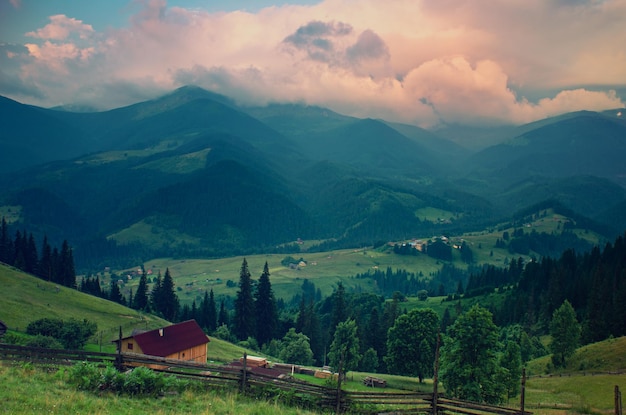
182;352;185;358
127;342;133;350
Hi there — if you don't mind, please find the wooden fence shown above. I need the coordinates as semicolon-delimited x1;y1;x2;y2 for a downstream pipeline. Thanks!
0;343;540;415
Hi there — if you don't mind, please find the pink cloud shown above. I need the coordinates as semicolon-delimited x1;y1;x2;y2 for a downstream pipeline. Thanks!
26;14;94;41
6;0;625;127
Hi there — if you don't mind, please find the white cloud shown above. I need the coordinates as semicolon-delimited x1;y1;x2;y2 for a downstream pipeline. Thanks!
4;0;625;127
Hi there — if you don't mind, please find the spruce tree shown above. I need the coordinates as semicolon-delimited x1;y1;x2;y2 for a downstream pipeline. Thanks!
218;299;229;327
109;280;124;305
255;261;277;347
38;236;53;281
58;240;76;288
0;217;11;264
207;289;217;332
159;268;179;321
233;258;255;341
133;272;149;311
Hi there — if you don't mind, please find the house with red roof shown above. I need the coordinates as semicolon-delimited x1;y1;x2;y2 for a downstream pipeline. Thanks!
115;320;210;364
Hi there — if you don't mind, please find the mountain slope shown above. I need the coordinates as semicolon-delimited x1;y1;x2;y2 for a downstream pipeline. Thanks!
1;88;626;268
0;96;95;173
0;263;167;337
467;112;626;187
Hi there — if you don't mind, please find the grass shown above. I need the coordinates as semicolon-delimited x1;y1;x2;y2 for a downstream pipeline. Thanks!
525;374;626;414
104;208;606;308
0;363;323;415
0;264;168;344
526;336;626;376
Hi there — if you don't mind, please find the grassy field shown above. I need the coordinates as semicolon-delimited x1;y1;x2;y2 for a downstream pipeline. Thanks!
104;208;604;307
0;363;322;415
2;261;626;415
0;264;168;343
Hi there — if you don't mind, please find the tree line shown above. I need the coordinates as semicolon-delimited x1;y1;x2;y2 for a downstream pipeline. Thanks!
0;217;76;288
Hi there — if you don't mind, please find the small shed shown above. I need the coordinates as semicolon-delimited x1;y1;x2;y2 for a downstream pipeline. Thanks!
114;319;209;364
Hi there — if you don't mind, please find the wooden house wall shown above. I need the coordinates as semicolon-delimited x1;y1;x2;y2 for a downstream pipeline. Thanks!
165;343;207;364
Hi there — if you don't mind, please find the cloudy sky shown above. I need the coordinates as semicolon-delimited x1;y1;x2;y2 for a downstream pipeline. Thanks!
1;0;625;127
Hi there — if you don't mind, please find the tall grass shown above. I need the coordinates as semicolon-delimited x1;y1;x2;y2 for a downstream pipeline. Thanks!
0;362;324;415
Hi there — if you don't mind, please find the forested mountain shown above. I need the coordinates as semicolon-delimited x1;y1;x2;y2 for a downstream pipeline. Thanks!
1;86;625;269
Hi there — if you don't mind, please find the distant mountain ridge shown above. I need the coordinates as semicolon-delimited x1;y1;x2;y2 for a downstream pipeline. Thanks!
1;86;625;269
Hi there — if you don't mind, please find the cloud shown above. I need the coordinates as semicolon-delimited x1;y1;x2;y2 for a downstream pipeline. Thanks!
26;14;94;41
283;20;353;63
3;0;625;128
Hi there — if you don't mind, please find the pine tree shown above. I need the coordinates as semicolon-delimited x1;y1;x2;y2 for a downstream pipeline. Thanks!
207;289;217;332
0;217;11;264
151;271;163;314
109;280;124;305
233;258;256;341
25;233;38;274
330;282;347;336
159;268;179;321
38;236;53;281
255;261;277;346
218;299;229;327
58;240;76;288
133;272;149;311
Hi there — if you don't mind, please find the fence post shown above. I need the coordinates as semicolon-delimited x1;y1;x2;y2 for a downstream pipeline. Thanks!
115;326;123;371
240;352;247;393
432;333;441;415
520;368;526;415
336;349;345;415
616;385;622;415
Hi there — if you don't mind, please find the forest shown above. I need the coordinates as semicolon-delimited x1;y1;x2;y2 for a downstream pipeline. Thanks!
2;212;625;403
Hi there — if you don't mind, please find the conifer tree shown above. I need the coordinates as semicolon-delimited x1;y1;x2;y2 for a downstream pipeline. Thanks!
218;299;229;327
255;261;277;347
207;289;217;332
133;272;149;311
109;280;124;305
233;258;255;340
158;268;179;321
0;217;11;264
58;240;76;288
38;236;53;281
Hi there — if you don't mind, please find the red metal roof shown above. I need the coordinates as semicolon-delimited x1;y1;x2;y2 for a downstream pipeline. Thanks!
133;320;209;357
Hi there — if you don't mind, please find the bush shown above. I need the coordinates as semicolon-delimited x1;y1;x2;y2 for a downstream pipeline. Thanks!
66;362;183;397
25;318;97;349
25;334;64;349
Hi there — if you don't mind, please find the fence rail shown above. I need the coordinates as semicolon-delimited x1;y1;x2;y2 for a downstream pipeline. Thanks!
0;343;539;415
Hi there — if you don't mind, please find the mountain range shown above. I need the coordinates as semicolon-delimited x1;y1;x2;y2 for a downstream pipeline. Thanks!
1;86;625;270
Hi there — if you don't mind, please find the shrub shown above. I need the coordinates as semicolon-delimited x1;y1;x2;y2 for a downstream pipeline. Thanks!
25;318;97;349
24;334;63;349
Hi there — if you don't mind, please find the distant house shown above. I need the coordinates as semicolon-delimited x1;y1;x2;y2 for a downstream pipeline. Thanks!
114;320;209;364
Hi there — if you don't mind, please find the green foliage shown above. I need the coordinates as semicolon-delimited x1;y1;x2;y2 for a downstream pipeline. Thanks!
26;317;97;350
234;258;256;341
359;348;379;373
499;340;522;399
549;300;581;368
384;308;439;382
66;362;177;397
25;334;64;349
440;305;506;404
279;328;313;366
150;268;179;321
255;261;278;347
327;319;361;373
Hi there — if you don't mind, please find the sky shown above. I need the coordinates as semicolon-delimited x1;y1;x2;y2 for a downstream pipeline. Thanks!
1;0;625;127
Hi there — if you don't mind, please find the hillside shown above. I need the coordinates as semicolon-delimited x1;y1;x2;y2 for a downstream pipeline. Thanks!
525;336;626;375
0;87;625;269
0;263;166;338
0;263;250;363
